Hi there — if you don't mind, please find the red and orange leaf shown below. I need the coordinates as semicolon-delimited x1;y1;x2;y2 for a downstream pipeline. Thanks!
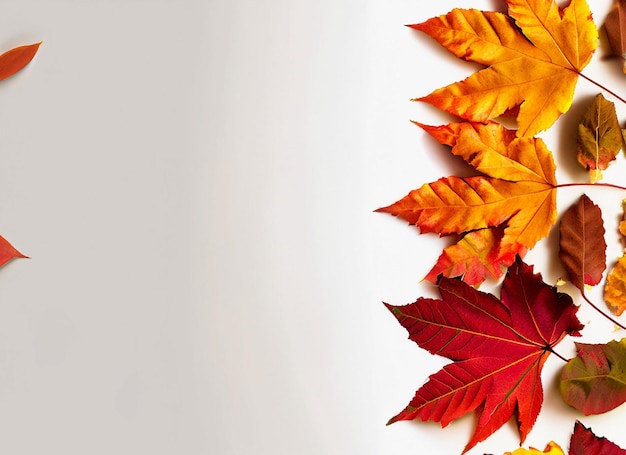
411;0;597;137
605;255;626;316
424;227;507;286
385;258;582;453
577;94;623;182
378;121;556;285
0;235;26;268
558;194;607;291
569;420;626;455
560;339;626;415
0;42;41;82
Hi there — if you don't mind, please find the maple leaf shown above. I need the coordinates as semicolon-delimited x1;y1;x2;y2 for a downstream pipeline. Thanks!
411;0;598;137
559;194;606;291
384;258;582;453
560;338;626;415
503;442;564;455
377;121;556;285
569;420;626;455
577;94;623;182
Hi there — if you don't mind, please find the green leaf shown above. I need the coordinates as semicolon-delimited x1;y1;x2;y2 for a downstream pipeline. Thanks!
577;94;623;182
560;338;626;415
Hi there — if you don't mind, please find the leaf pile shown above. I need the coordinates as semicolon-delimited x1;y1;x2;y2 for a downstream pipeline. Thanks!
378;0;626;453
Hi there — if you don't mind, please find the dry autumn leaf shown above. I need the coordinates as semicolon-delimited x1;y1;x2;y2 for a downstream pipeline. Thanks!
559;194;607;291
410;0;597;137
561;338;626;415
385;258;582;453
0;235;27;268
0;42;41;82
378;121;556;285
503;442;564;455
569;420;626;455
605;0;626;73
605;255;626;315
577;94;623;182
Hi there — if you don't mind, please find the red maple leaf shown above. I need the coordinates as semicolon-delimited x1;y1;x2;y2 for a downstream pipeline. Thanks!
385;257;583;453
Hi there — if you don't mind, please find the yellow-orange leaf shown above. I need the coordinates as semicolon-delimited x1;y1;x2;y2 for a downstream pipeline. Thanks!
378;121;557;285
605;255;626;316
411;0;597;137
504;442;564;455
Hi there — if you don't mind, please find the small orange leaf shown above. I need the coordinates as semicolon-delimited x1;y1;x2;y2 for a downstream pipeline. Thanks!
605;255;626;316
0;42;41;82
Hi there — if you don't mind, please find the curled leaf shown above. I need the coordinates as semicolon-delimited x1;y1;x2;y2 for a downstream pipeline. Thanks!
560;339;626;415
569;420;626;454
577;94;623;182
558;194;607;291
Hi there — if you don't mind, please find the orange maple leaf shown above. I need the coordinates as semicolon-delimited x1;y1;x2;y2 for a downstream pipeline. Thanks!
411;0;598;138
377;121;557;285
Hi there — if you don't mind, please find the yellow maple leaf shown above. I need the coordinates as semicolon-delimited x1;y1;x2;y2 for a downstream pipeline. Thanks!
504;441;564;455
411;0;598;138
378;121;557;285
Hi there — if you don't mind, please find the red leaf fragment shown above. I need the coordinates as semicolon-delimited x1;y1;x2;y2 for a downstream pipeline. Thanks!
0;42;41;82
385;257;582;453
0;235;26;268
569;420;626;455
558;194;607;291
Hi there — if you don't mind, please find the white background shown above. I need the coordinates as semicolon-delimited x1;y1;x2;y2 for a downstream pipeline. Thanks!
0;0;622;454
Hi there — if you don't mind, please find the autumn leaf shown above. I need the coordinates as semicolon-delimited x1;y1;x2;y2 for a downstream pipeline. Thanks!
503;442;564;455
605;256;626;315
384;257;582;453
0;42;41;82
559;195;606;291
569;420;626;455
577;94;623;182
410;0;598;138
605;0;626;73
377;121;556;285
0;235;26;268
560;338;626;415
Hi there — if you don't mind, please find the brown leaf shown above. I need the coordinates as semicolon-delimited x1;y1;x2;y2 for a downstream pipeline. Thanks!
558;194;607;291
605;0;626;73
577;94;623;182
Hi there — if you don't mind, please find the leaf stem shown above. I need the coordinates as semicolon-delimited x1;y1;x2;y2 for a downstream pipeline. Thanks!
579;72;626;105
549;348;568;363
556;182;626;192
581;291;626;331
